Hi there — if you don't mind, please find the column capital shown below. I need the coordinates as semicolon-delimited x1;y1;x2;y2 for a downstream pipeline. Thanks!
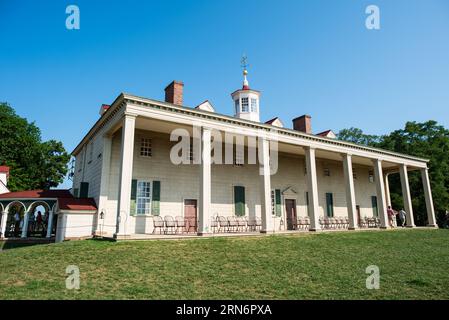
304;146;316;151
123;112;138;119
201;126;213;133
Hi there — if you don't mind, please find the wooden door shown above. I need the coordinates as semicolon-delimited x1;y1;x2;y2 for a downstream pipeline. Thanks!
285;199;297;230
184;199;197;232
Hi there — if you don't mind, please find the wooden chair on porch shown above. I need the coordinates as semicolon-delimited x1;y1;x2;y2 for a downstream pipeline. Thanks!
152;216;164;234
217;216;228;233
164;215;176;234
237;217;247;232
175;216;186;234
227;216;238;232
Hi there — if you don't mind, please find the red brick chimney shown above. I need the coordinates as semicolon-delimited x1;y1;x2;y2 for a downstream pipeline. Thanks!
164;81;184;106
292;115;312;134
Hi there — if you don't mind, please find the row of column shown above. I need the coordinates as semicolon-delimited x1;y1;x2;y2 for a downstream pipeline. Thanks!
113;114;438;237
0;209;54;239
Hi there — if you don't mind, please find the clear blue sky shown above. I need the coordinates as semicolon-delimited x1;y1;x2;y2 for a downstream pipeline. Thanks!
1;0;449;188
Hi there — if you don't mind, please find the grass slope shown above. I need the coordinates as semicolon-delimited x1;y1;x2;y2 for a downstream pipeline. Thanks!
0;229;448;300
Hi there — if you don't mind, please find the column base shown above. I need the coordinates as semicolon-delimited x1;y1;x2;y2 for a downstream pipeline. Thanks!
348;227;358;230
260;230;274;234
405;225;416;228
197;232;212;236
309;228;321;232
113;233;131;240
426;224;439;228
379;226;389;229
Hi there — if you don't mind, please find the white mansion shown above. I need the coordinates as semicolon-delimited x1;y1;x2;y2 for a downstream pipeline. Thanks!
0;69;437;242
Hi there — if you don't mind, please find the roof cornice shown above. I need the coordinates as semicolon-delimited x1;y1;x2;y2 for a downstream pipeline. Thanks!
122;93;429;163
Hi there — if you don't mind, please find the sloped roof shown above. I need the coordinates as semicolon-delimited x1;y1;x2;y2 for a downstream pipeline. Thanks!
0;189;97;212
58;198;97;211
0;189;72;199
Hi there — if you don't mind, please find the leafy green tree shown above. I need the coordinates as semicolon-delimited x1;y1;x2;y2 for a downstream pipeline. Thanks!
337;121;449;227
0;102;70;191
337;127;381;147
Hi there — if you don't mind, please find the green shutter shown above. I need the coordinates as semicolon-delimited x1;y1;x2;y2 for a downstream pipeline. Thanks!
305;191;310;216
234;186;245;216
152;181;161;216
371;196;378;217
130;179;137;215
326;193;334;217
275;189;282;217
79;182;89;198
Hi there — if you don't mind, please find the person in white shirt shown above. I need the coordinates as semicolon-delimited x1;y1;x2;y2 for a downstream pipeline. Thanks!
399;209;407;227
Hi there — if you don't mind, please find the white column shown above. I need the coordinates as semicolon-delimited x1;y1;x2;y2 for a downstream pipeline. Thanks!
305;147;320;231
384;173;391;207
372;159;389;229
0;210;7;238
21;211;30;238
96;134;112;234
260;138;274;233
399;164;415;228
115;114;136;238
421;168;437;227
198;127;211;235
46;211;54;238
342;154;357;230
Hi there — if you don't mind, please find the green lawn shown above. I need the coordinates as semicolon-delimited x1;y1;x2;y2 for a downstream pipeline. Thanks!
1;229;448;300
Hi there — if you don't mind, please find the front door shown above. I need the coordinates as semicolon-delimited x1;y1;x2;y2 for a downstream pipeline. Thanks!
285;199;297;230
184;199;197;233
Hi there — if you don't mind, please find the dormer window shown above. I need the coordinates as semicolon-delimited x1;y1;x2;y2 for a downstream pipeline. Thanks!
250;98;257;112
241;98;249;112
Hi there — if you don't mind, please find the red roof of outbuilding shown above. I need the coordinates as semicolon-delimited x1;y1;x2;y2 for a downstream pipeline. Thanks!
0;189;72;199
58;198;97;211
0;189;97;212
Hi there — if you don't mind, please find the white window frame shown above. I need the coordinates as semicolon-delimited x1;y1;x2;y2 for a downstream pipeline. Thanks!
140;138;152;157
368;170;374;183
234;99;240;114
233;146;244;167
136;180;152;215
241;97;249;112
250;98;257;112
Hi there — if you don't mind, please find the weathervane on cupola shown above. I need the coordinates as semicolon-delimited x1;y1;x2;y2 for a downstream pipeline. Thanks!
231;54;261;122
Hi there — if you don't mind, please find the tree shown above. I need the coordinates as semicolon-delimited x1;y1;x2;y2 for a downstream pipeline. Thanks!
337;127;380;146
0;102;70;191
337;121;449;226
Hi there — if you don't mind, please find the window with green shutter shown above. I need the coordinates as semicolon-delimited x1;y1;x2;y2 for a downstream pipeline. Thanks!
326;193;334;217
371;196;378;217
234;186;245;216
130;179;137;215
275;189;282;217
305;191;310;216
79;182;89;198
152;181;161;216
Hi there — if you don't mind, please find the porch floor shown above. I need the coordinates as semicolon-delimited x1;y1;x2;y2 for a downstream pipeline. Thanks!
105;226;436;241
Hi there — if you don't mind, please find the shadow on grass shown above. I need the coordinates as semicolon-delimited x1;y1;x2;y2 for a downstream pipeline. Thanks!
0;239;53;251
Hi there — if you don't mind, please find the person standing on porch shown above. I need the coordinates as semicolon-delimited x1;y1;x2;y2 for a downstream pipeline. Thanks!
399;208;407;227
14;212;20;237
387;206;396;228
